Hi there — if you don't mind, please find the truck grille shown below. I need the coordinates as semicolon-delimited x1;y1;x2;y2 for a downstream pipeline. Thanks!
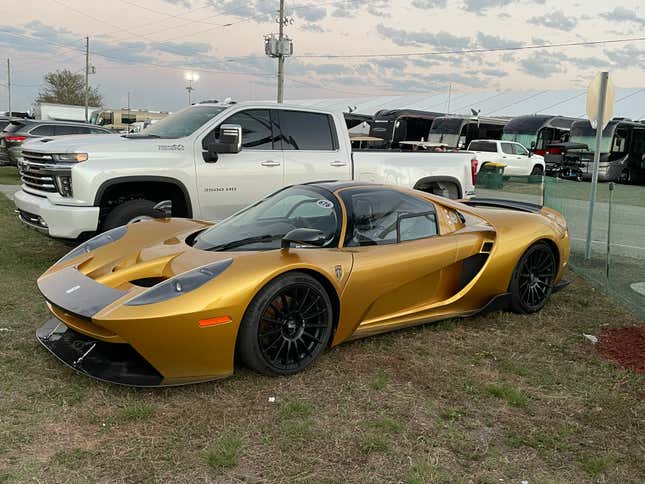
19;150;70;194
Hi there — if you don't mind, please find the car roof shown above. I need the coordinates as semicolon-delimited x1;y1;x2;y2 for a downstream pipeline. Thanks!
302;180;394;192
15;119;101;127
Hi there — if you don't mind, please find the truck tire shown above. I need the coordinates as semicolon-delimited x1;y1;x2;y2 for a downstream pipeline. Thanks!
102;199;162;231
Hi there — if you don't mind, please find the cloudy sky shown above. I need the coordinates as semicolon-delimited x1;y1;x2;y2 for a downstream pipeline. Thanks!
1;0;644;115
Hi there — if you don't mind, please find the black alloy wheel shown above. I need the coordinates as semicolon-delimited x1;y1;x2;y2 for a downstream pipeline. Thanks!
509;242;557;313
237;273;334;375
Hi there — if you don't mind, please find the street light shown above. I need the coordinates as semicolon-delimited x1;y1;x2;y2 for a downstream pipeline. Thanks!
184;72;199;105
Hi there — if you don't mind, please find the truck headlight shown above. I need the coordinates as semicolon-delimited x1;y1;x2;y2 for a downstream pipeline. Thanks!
125;259;233;306
57;226;128;263
54;153;88;162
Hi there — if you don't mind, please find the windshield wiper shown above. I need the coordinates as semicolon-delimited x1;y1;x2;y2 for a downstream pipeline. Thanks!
207;234;284;252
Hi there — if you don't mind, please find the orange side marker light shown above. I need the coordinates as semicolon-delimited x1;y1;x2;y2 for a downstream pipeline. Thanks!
199;316;232;328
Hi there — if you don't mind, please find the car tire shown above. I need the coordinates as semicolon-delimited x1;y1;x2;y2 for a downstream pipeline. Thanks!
237;272;334;376
530;165;544;176
102;199;162;231
508;241;557;314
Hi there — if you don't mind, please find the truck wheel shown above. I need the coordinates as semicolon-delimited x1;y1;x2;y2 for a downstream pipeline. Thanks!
429;182;460;199
102;199;161;231
530;165;544;176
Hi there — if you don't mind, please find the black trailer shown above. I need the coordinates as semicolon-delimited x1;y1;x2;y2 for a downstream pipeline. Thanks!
428;115;510;149
367;109;444;149
502;114;580;155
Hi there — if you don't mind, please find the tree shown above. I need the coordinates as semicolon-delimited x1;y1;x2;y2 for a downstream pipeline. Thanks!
35;69;103;106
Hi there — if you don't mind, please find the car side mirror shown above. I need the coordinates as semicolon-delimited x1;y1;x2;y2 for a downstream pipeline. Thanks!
281;228;327;250
202;124;242;163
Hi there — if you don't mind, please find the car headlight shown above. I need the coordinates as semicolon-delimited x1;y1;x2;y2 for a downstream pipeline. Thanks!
125;259;233;306
54;153;88;163
58;226;128;263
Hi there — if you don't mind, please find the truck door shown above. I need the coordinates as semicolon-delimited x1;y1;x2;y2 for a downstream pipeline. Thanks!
500;142;521;175
278;110;352;185
194;108;284;221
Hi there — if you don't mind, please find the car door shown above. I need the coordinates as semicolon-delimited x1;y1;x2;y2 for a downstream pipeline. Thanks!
278;110;352;185
499;141;520;175
511;142;532;175
338;188;469;333
194;108;284;221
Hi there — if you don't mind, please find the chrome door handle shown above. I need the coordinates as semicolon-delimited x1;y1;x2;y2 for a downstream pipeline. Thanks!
260;160;281;167
330;160;347;167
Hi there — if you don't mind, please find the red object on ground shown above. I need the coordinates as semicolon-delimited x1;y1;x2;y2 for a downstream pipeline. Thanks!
596;326;645;373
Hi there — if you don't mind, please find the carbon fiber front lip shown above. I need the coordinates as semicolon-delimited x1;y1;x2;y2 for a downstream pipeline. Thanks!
36;317;164;387
38;266;127;318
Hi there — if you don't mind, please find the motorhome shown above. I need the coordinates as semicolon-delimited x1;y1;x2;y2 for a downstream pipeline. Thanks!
502;115;580;155
367;109;444;149
92;108;170;131
428;115;509;149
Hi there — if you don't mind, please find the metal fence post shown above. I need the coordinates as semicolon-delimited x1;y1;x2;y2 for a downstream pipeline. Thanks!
606;182;614;282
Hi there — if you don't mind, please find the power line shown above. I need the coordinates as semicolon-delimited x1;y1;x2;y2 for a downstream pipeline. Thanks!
488;90;549;114
293;36;645;60
452;90;510;113
535;91;586;114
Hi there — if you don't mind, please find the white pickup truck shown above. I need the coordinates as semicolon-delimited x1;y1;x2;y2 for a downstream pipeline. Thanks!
467;139;545;176
14;101;479;239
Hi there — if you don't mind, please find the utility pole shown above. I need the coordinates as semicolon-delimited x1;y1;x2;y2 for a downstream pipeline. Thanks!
277;0;285;103
85;37;89;123
264;1;293;103
7;59;11;117
446;83;452;114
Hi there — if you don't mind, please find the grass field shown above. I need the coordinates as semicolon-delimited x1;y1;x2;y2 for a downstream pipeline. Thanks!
0;193;643;482
0;166;20;185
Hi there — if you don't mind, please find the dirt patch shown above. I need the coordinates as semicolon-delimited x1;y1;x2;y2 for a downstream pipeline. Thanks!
597;326;645;373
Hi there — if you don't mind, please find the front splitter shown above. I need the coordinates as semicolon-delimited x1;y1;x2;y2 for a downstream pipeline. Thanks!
36;317;164;387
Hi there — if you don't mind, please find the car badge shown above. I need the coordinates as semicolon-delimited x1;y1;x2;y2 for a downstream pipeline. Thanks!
65;285;81;294
334;265;343;280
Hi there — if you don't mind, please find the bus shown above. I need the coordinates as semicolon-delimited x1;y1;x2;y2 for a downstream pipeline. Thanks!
502;115;580;155
555;118;645;183
92;108;170;131
367;109;444;149
428;115;509;149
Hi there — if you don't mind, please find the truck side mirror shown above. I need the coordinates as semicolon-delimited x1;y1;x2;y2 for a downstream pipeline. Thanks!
203;124;242;162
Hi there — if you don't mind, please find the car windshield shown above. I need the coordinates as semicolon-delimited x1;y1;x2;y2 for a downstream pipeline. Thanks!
138;105;228;139
193;186;340;251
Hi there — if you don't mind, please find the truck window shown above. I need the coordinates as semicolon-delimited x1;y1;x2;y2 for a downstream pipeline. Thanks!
512;143;529;156
278;111;338;151
30;125;56;136
501;143;514;155
469;141;496;152
207;109;276;150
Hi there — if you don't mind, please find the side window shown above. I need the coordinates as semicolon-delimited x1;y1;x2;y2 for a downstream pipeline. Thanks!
611;130;627;153
342;189;437;247
471;141;496;152
513;143;528;156
278;110;338;151
54;125;88;136
204;109;276;150
501;143;514;154
29;125;56;136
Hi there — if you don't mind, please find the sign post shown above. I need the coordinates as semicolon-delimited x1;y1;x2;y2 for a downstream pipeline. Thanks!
584;72;614;260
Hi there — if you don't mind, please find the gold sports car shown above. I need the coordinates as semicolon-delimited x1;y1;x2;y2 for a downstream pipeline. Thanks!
36;182;569;386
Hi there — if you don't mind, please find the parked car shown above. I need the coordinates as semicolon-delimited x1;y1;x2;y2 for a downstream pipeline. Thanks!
0;119;111;166
13;101;480;239
467;139;545;176
35;181;569;385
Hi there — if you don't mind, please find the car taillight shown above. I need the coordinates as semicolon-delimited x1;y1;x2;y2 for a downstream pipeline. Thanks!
5;135;27;142
470;158;478;185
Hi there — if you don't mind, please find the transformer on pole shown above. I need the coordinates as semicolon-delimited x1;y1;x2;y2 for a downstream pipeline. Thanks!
264;0;293;103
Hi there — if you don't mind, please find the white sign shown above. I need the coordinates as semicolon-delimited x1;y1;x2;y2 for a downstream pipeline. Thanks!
586;72;615;130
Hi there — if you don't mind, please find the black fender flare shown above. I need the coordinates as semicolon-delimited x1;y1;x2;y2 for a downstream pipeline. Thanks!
93;176;193;217
413;176;463;198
